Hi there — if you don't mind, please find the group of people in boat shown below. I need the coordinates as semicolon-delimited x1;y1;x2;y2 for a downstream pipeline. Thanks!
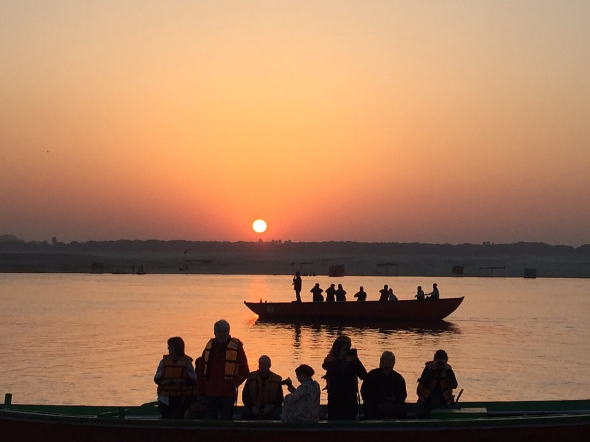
293;272;441;302
155;319;458;422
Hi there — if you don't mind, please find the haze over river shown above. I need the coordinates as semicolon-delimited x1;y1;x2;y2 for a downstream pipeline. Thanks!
1;274;589;406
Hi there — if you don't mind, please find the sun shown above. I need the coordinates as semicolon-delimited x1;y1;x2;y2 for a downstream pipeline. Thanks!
252;219;268;233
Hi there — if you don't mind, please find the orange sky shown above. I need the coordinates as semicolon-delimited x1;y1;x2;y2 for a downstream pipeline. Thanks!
1;1;589;244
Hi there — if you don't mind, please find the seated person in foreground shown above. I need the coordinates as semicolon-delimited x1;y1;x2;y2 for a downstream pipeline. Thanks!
242;355;283;419
154;336;196;419
416;349;458;417
281;364;321;423
361;351;407;419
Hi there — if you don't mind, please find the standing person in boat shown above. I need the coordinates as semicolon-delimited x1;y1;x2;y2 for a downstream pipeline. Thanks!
310;283;324;302
154;336;196;419
325;283;337;302
197;320;249;419
379;285;390;302
416;349;458;418
282;364;321;423
292;271;303;302
335;283;347;302
388;288;398;301
427;283;440;300
361;351;407;419
415;286;425;301
322;335;367;420
354;286;367;301
242;355;284;420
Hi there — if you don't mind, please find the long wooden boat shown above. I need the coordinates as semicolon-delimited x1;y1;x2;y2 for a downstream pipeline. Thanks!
244;297;464;321
1;400;589;442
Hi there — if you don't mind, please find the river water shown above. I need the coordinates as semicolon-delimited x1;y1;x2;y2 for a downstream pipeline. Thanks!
1;274;589;406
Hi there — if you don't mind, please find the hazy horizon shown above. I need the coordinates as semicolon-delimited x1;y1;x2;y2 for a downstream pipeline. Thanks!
2;1;589;245
2;233;587;248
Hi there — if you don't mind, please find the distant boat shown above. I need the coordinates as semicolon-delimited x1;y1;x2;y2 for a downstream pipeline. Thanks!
1;399;589;442
244;297;464;322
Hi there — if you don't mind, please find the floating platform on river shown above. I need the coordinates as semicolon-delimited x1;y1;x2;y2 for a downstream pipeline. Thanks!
1;400;590;442
244;297;464;322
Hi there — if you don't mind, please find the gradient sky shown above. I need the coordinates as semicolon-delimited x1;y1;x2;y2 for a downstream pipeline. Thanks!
1;1;589;244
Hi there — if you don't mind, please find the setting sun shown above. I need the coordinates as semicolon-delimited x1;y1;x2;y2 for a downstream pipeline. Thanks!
252;219;268;234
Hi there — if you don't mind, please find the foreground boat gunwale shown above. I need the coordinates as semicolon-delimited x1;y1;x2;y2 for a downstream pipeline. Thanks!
2;400;590;431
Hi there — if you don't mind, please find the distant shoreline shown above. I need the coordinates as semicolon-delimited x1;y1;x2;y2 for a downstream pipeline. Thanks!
1;240;589;278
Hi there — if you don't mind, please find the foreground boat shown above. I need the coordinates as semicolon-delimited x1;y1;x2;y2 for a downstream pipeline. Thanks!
244;297;464;321
1;400;589;442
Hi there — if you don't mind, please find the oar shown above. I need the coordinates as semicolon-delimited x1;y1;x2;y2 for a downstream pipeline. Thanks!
455;389;464;404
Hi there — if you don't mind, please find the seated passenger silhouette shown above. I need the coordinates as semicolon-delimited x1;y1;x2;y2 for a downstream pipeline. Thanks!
354;286;367;302
379;285;389;302
415;286;425;301
325;284;336;302
281;364;321;423
361;351;407;419
388;288;398;301
154;336;196;419
242;355;283;419
416;349;458;418
335;284;347;302
310;283;324;302
427;283;439;300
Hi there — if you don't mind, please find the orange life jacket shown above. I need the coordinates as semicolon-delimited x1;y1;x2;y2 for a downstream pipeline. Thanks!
157;354;195;397
246;371;282;409
202;338;241;380
417;361;455;405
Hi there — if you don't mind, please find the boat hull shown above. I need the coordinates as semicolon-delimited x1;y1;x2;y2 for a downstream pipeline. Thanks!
2;402;590;442
244;297;464;321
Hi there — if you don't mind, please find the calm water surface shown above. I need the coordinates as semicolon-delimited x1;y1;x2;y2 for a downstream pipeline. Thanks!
1;274;589;405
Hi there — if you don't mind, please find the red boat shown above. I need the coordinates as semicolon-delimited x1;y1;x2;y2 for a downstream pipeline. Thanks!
244;297;464;322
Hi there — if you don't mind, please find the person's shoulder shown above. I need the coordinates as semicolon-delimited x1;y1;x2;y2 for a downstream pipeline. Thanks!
392;369;406;380
269;372;282;383
366;368;381;377
230;337;244;346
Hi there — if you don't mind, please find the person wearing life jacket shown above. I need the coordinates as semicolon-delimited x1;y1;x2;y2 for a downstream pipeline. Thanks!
154;336;196;419
242;355;284;419
416;349;458;417
197;319;249;419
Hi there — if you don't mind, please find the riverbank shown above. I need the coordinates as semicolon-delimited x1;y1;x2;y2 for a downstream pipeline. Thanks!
1;241;589;277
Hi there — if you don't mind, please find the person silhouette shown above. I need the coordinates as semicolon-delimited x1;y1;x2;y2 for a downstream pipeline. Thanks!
292;272;302;302
379;285;389;302
335;284;347;302
354;286;367;302
325;284;336;302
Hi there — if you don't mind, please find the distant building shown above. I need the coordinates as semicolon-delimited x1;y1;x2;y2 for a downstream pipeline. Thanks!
90;262;104;274
328;264;345;277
